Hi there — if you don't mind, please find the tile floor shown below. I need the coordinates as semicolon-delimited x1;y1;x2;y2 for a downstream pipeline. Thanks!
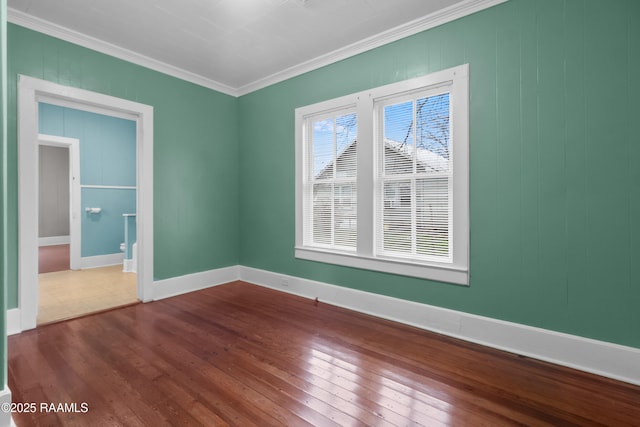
38;265;138;325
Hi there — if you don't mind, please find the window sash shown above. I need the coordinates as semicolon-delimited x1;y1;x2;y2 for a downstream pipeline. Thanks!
374;87;454;263
302;107;358;251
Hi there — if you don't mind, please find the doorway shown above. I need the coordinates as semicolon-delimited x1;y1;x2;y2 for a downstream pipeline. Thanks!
36;129;138;325
38;134;81;271
18;75;154;331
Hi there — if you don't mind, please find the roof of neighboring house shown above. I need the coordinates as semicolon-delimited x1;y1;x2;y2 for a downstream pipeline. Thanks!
383;139;449;173
315;138;449;179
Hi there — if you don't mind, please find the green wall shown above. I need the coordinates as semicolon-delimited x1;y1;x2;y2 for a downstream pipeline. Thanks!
3;0;639;356
6;23;241;308
238;0;640;348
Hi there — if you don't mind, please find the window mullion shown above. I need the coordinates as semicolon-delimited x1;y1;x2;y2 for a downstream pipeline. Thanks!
331;126;336;246
356;93;374;257
411;100;417;255
411;177;417;255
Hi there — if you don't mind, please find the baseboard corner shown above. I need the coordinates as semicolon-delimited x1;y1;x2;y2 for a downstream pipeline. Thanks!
153;265;240;300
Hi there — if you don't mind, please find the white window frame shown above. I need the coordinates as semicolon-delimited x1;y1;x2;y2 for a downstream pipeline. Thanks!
295;64;469;285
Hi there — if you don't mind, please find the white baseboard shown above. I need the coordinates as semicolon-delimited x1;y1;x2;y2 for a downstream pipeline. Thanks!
9;262;639;386
153;266;239;301
80;253;123;269
0;386;12;427
38;235;70;246
7;266;239;333
238;266;640;386
122;259;135;273
6;309;21;336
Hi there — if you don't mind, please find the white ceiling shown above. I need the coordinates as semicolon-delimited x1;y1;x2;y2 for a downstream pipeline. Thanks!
8;0;505;96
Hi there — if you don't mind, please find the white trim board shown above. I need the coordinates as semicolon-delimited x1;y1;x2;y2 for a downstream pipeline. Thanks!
8;0;508;97
7;9;236;97
39;235;70;246
80;253;124;270
0;387;12;427
123;259;135;273
237;0;507;96
238;266;640;386
6;266;239;333
152;266;240;301
8;264;639;386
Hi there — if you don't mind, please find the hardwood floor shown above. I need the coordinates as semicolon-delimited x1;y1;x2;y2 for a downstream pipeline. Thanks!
38;244;70;274
8;281;640;426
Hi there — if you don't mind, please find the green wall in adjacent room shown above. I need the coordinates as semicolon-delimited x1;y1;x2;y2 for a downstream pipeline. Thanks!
238;0;640;348
6;23;240;308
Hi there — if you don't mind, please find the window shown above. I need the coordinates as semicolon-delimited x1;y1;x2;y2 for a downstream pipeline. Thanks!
377;90;452;263
305;109;358;250
295;64;469;285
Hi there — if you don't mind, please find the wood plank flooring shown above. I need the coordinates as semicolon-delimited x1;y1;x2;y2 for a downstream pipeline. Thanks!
38;265;138;325
39;244;70;274
8;281;640;426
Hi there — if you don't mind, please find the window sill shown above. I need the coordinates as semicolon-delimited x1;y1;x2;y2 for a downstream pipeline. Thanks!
295;246;469;286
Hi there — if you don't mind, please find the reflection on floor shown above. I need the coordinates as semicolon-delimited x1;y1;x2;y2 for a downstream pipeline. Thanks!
38;265;138;325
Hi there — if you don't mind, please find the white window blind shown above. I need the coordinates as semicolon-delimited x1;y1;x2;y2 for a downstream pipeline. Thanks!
376;89;453;262
303;109;358;250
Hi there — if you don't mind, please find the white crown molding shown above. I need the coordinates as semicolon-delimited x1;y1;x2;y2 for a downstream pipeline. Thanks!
7;8;239;97
237;0;508;95
38;235;70;247
8;0;508;98
6;308;21;336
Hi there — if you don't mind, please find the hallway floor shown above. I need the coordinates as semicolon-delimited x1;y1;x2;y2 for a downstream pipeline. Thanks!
39;244;70;273
38;265;138;325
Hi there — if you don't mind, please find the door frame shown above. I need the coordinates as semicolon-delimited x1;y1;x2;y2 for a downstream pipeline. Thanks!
38;134;81;270
18;75;154;331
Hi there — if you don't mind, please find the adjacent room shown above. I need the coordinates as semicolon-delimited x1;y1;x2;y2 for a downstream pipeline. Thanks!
1;0;639;425
36;104;139;325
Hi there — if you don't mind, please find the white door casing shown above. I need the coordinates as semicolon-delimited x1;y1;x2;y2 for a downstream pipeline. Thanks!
18;75;154;331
